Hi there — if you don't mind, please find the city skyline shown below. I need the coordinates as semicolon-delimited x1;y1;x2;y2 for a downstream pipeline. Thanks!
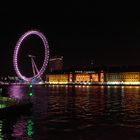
0;4;140;76
1;3;140;140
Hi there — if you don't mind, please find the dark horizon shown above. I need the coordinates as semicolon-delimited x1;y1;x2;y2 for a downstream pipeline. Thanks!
1;3;140;76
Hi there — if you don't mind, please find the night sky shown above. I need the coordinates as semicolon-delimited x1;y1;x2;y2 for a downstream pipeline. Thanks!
0;2;140;76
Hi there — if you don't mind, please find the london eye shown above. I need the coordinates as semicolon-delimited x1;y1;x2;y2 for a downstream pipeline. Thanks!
13;30;49;82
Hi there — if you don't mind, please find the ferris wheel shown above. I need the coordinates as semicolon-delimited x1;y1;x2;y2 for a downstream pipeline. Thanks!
13;30;49;82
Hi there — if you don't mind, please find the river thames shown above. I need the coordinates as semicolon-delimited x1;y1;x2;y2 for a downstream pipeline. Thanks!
1;85;140;139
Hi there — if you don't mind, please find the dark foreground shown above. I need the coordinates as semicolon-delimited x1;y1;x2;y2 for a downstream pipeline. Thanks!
1;85;140;140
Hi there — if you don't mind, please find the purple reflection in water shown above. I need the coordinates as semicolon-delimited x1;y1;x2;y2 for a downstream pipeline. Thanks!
12;117;34;139
8;85;25;101
11;118;31;139
12;119;26;138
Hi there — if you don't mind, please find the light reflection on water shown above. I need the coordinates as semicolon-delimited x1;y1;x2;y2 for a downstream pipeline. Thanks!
1;85;140;139
0;120;4;140
8;85;24;101
12;117;34;139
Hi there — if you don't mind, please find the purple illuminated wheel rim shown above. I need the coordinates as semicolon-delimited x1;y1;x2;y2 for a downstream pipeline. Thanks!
13;30;49;82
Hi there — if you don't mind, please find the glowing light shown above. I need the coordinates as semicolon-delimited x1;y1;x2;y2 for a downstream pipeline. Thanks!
49;81;68;84
29;84;33;88
48;74;68;84
29;93;33;96
13;30;49;82
75;74;90;83
0;97;17;109
107;81;140;85
0;120;4;139
0;104;7;109
27;119;34;138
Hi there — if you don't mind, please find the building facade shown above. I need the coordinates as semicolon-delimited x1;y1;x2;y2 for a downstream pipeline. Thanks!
46;69;140;85
48;56;63;72
106;72;140;85
46;70;104;84
46;74;69;84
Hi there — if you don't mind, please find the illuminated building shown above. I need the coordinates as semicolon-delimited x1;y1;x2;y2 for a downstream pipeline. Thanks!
91;74;99;82
69;74;73;83
106;72;140;85
46;70;104;84
104;66;140;85
99;71;104;82
45;65;140;85
46;74;69;84
75;74;90;83
48;56;63;72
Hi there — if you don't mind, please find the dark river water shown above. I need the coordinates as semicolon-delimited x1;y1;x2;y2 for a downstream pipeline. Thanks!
1;85;140;140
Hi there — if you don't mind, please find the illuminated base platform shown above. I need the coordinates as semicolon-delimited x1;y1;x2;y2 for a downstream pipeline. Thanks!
45;82;140;86
2;82;140;86
103;82;140;86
